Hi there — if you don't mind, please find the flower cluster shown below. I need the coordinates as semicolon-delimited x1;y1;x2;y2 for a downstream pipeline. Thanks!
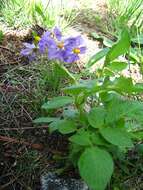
21;27;86;63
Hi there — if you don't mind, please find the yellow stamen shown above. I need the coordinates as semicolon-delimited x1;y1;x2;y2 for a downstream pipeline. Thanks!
34;36;41;42
57;42;64;49
73;48;80;54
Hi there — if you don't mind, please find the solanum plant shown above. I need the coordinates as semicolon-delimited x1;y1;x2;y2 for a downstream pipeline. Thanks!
34;29;143;190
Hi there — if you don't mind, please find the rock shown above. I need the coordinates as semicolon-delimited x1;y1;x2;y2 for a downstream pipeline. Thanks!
41;172;89;190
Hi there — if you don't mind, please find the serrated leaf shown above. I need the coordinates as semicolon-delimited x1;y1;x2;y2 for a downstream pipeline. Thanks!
69;130;91;146
105;29;130;64
58;120;77;134
33;117;59;124
100;127;133;148
78;147;114;190
86;48;109;68
42;96;73;110
106;61;128;72
88;107;106;128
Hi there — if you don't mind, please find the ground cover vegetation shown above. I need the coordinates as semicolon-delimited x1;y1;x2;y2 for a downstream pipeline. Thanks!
0;0;143;189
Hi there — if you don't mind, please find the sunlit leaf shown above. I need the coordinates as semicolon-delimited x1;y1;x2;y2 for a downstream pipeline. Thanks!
86;48;109;68
105;29;130;64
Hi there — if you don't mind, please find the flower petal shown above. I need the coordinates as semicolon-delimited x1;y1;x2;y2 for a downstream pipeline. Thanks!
79;46;86;54
63;53;79;63
23;43;35;49
53;27;62;41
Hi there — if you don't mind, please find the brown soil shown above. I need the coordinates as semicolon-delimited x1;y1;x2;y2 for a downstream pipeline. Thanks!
0;29;77;189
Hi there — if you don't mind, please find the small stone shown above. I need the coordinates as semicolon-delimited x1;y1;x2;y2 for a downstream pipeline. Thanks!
41;172;89;190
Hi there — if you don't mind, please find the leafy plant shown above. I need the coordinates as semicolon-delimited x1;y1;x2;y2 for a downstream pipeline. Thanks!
0;30;4;43
107;0;143;37
35;29;143;190
0;0;77;29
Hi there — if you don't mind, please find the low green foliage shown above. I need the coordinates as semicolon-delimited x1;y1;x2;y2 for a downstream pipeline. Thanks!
0;30;4;43
35;29;143;189
0;0;76;28
107;0;143;37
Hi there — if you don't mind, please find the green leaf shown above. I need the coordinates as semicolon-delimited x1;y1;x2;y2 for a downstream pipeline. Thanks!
105;29;130;64
35;4;46;20
78;147;114;190
87;107;106;128
48;119;61;132
86;48;109;68
100;127;133;148
110;76;135;93
64;84;87;95
49;119;76;134
91;133;107;146
69;130;91;146
90;32;103;40
103;68;114;77
63;108;78;119
129;48;140;63
63;80;99;95
131;34;143;45
105;96;143;124
106;61;128;72
42;96;73;110
131;131;143;141
136;144;143;154
58;120;77;134
103;38;114;47
56;63;76;82
0;30;4;44
134;83;143;93
111;77;143;94
33;117;59;124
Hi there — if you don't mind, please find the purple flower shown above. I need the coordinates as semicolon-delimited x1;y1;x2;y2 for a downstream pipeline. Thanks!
38;31;56;54
53;27;62;41
38;27;62;55
48;48;65;61
20;43;36;61
44;27;65;61
63;36;86;63
65;36;84;47
21;26;86;63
